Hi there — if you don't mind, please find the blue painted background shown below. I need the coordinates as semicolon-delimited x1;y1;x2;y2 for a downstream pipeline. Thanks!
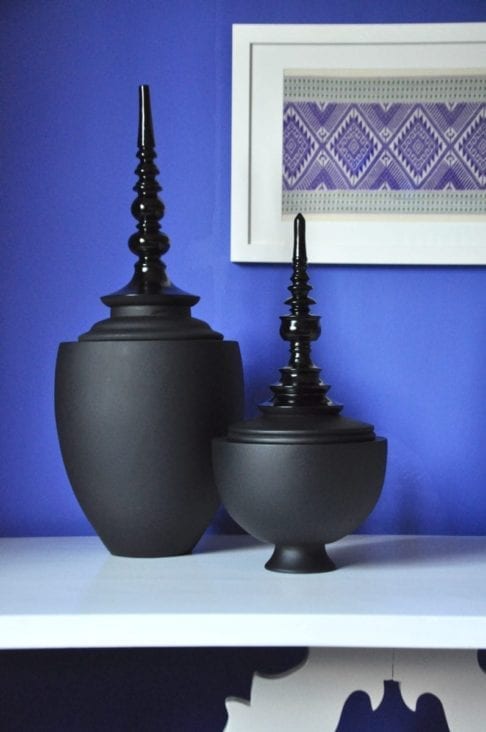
1;1;485;730
1;0;485;539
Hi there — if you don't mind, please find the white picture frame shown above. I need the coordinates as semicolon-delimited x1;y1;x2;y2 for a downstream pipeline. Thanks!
231;23;486;264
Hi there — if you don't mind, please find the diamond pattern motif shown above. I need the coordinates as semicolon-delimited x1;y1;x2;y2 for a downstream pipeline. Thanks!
391;108;445;185
328;108;381;184
283;106;318;187
455;108;486;186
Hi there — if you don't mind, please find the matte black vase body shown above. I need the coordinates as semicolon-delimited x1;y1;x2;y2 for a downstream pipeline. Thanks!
56;339;242;557
213;429;386;571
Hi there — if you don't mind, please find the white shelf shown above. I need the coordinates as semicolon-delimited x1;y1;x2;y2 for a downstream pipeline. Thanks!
1;534;485;650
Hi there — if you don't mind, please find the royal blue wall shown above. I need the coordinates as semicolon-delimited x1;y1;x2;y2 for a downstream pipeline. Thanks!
1;0;485;539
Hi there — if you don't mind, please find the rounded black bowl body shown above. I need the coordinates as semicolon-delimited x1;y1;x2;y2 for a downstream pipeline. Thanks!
212;438;387;547
55;339;243;557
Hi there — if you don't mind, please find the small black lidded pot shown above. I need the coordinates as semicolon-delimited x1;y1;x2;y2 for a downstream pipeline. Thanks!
213;214;387;573
55;86;243;557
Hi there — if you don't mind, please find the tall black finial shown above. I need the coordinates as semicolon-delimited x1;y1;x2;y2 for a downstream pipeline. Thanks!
100;85;198;307
126;84;170;294
263;214;341;413
80;85;224;340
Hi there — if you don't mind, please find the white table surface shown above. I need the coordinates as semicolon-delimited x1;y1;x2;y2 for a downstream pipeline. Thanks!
1;534;485;650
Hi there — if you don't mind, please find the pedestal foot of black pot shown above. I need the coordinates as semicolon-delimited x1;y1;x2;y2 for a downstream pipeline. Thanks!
264;544;336;573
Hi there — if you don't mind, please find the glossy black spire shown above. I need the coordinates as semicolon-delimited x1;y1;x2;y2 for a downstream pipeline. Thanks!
79;85;222;341
263;214;342;413
126;84;171;293
102;84;196;305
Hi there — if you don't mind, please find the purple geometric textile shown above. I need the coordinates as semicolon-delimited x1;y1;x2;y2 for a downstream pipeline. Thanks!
282;74;486;215
283;101;486;192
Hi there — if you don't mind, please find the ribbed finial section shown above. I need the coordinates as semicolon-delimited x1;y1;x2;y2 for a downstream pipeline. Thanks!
288;213;315;319
264;214;341;413
100;85;199;309
126;84;170;294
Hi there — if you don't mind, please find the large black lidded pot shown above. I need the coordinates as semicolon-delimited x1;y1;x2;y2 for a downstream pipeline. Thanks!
55;86;243;557
213;215;386;573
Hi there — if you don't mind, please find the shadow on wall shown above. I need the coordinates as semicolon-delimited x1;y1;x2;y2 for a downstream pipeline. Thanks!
2;647;483;730
0;647;305;732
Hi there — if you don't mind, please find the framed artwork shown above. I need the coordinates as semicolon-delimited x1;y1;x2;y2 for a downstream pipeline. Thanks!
231;23;486;264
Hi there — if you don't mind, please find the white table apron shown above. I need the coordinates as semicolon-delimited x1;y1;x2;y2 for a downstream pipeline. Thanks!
1;534;485;731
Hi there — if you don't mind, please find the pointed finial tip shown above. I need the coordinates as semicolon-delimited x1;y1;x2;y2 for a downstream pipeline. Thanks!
138;84;154;148
139;84;150;103
293;212;306;262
